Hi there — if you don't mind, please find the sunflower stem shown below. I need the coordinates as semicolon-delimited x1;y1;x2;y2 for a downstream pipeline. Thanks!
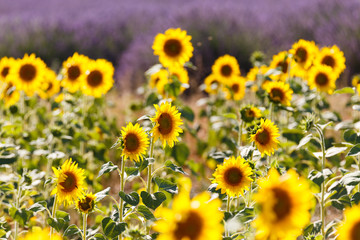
14;177;21;240
50;194;58;239
118;157;125;240
358;155;360;192
82;213;87;240
226;196;231;237
147;137;155;194
269;102;273;122
237;119;243;157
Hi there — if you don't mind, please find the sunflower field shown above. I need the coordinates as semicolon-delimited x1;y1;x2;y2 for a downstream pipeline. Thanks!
1;24;360;240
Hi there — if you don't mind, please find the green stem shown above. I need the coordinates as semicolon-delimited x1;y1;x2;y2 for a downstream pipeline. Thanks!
226;196;231;237
237;120;243;157
147;137;155;194
50;194;58;239
269;102;273;122
358;155;360;192
118;157;125;240
14;181;21;240
83;213;87;240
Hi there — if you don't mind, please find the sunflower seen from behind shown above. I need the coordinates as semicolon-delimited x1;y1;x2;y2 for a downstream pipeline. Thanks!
52;159;86;206
0;57;15;82
314;45;346;77
152;28;193;68
253;168;313;240
308;65;337;94
250;118;280;157
38;68;61;99
151;102;183;148
212;156;253;197
77;192;96;214
212;55;240;84
120;122;149;162
265;81;293;106
61;53;89;93
204;73;221;95
82;59;114;98
337;204;360;240
289;39;318;77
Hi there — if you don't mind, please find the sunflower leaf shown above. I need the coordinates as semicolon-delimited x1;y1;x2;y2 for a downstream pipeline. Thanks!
333;87;355;94
101;217;126;238
140;191;166;210
28;201;47;213
153;177;178;194
97;162;118;178
347;144;360;157
95;187;111;201
64;224;82;237
119;191;140;206
137;205;156;221
165;160;187;175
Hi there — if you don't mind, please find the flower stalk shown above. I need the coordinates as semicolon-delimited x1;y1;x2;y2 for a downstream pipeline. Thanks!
83;213;87;240
50;194;58;239
118;157;126;240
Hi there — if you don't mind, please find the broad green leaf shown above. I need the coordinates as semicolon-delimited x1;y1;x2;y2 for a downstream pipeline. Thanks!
308;169;333;187
140;191;166;210
9;207;33;226
64;224;82;237
165;160;187;175
180;106;195;122
119;191;140;206
101;217;126;239
344;129;360;144
222;113;237;120
28;201;47;213
0;153;17;165
47;210;70;232
97;162;118;178
333;87;355;94
351;192;360;205
95;187;111;201
171;143;189;165
146;93;159;106
297;134;313;149
137;205;156;221
153;177;178;194
91;233;107;240
325;146;347;157
347;144;360;157
125;167;139;177
234;207;255;224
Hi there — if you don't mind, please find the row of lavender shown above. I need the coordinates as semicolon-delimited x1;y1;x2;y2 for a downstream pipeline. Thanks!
0;0;359;86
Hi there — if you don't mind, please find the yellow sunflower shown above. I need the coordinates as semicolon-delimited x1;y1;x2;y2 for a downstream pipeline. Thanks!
169;66;189;93
265;81;293;106
246;65;267;82
9;54;47;96
61;52;90;93
314;45;346;77
253;168;313;240
268;51;294;82
150;69;168;90
38;69;61;99
308;65;337;94
289;39;318;77
51;159;86;206
19;227;62;240
250;118;280;157
82;59;114;98
240;106;262;123
0;81;20;108
0;57;15;82
76;192;96;214
120;122;149;162
154;190;223;240
152;28;194;68
151;102;183;148
352;74;360;88
204;73;221;95
222;76;246;101
338;204;360;240
212;156;253;197
212;55;240;84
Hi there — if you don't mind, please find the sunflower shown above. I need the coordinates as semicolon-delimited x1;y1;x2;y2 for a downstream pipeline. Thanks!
314;45;346;77
212;55;240;84
289;39;318;77
212;156;253;197
204;74;221;95
38;69;61;99
150;69;168;91
246;65;267;82
268;51;294;82
240;106;262;123
169;66;189;93
9;54;46;96
250;118;280;157
51;159;86;206
152;28;194;68
120;122;149;162
337;204;360;240
0;81;20;108
154;190;223;240
265;81;293;106
82;59;114;98
222;76;246;101
308;65;337;94
0;57;15;82
61;53;89;93
151;102;183;148
76;192;96;214
352;74;360;87
253;168;313;240
18;227;62;240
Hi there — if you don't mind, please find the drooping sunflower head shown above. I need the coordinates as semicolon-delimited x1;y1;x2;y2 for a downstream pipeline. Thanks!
308;65;337;94
152;28;194;68
222;76;246;101
212;55;240;83
289;39;318;75
18;227;62;240
240;105;262;123
268;51;293;82
61;53;90;93
154;190;223;240
9;54;47;96
0;81;20;108
82;59;114;98
151;102;183;148
204;73;221;95
352;74;360;88
51;159;86;206
265;81;293;106
338;204;360;240
212;156;253;197
253;168;313;240
0;57;15;82
120;122;149;162
76;192;96;214
250;118;280;157
314;45;346;77
38;68;61;99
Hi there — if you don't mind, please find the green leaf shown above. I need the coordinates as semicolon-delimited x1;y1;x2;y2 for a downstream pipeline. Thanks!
344;129;360;144
9;207;33;226
97;162;118;178
303;220;322;236
137;205;156;221
146;93;159;106
135;159;149;172
325;146;347;157
171;143;189;165
297;134;313;149
330;195;351;210
140;191;166;210
0;153;17;165
125;167;139;177
165;160;187;175
64;224;82;237
95;187;111;201
101;217;126;239
333;87;355;94
28;201;47;213
234;207;255;224
153;177;178;194
180;106;195;122
119;191;140;206
308;169;333;187
347;144;360;157
222;113;237;120
47;210;70;232
91;233;107;240
351;192;360;205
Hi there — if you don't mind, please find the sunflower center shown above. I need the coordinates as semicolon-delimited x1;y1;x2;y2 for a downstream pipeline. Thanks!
221;65;232;77
125;133;140;152
224;167;243;186
79;196;94;213
315;73;329;86
245;110;255;118
68;65;81;80
270;88;284;102
295;47;307;63
174;210;203;240
158;113;173;135
350;221;360;240
1;67;9;78
255;129;270;145
231;83;240;93
87;70;103;87
164;39;182;57
272;188;292;221
60;172;77;193
19;64;37;82
276;61;288;74
47;82;53;91
322;56;335;68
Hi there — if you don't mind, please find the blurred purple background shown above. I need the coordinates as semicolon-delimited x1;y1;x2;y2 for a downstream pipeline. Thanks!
0;0;359;87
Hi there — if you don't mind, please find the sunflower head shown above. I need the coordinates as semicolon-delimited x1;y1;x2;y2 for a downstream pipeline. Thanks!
212;156;253;197
51;159;86;206
38;68;61;99
212;55;240;83
308;65;337;94
338;204;360;240
0;81;20;108
253;168;313;240
152;28;194;68
268;51;293;82
352;74;360;88
222;76;246;101
61;53;90;93
250;118;280;157
265;81;293;106
204;73;221;95
18;227;62;240
150;102;183;148
0;57;15;82
314;45;346;77
289;39;318;77
150;69;169;92
120;122;149;162
240;106;262;123
76;192;96;214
